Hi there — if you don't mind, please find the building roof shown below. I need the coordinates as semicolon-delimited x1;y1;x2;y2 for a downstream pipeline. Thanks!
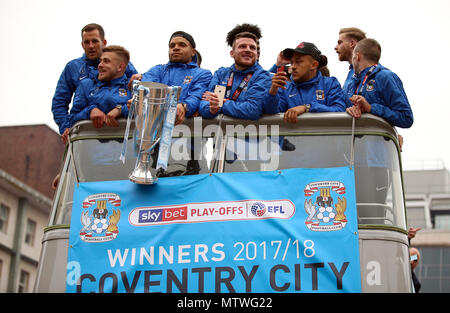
0;124;65;199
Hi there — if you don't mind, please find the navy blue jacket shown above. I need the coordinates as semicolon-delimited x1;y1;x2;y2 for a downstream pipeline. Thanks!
263;71;347;114
199;63;272;120
342;65;355;107
51;54;137;134
343;64;413;128
68;74;131;128
142;59;212;116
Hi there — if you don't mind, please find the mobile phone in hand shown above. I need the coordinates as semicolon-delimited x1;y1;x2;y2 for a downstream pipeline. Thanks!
214;85;226;107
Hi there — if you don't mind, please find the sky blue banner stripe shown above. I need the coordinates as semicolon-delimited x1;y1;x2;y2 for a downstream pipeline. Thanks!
66;167;361;293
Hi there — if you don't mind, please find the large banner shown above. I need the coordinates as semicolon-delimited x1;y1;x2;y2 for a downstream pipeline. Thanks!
66;167;361;293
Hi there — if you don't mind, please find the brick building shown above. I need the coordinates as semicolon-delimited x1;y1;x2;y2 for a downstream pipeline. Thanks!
0;124;65;292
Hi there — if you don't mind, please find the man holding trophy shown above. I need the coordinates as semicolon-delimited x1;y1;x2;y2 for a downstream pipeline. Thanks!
128;31;212;125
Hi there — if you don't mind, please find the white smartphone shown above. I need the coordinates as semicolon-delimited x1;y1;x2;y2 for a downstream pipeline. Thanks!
214;85;226;107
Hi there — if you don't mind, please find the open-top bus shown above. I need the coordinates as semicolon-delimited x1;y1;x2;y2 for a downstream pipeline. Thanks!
34;113;412;293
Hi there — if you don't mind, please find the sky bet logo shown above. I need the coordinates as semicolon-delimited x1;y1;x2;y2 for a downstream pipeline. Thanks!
138;206;187;223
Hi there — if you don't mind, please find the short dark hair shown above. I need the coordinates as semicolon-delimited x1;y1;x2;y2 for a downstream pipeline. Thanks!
81;23;105;40
169;31;196;48
339;27;366;42
232;32;258;48
355;38;381;63
226;23;262;47
102;45;130;65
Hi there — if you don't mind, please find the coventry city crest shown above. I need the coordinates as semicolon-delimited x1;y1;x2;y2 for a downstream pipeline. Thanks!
79;193;121;242
303;181;347;232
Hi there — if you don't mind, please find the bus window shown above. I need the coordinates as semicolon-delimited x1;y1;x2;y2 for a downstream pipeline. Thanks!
71;137;214;182
156;137;215;177
222;134;352;172
50;136;214;226
72;138;135;182
353;135;406;229
222;133;406;229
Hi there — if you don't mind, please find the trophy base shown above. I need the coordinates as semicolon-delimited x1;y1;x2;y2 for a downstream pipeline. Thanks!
129;153;158;185
129;172;158;185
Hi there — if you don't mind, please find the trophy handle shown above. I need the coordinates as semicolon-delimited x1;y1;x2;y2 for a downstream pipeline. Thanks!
155;86;181;171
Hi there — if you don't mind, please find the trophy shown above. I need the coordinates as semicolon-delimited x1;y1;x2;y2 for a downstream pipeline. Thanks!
128;81;180;184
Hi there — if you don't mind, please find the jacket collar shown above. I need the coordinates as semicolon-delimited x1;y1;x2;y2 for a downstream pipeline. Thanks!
96;74;128;87
82;54;100;67
354;63;383;80
293;71;322;88
167;60;199;69
230;62;260;74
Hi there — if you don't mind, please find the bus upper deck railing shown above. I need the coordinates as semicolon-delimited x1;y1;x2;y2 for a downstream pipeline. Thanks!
68;112;399;141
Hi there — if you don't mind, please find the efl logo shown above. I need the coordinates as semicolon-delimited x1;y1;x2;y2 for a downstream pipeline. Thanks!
250;202;266;217
250;202;288;218
137;206;187;224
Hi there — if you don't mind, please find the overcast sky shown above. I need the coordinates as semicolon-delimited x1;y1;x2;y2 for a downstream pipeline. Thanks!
1;0;449;171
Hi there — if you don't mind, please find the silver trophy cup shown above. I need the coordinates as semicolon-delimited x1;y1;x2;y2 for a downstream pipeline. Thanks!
129;82;177;184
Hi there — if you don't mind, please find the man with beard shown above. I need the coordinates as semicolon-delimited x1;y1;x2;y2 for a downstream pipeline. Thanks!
129;31;212;125
199;31;271;120
334;27;366;96
52;23;137;143
263;42;346;123
226;23;262;60
68;45;132;128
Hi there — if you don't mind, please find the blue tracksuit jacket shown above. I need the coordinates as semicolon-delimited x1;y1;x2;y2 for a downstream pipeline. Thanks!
141;59;212;116
68;74;131;128
199;62;272;120
343;64;413;128
51;54;137;134
342;65;355;107
263;71;347;113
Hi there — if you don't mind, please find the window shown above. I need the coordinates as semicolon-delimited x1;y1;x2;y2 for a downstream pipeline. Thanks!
415;247;450;293
72;137;215;182
407;205;429;229
434;213;450;229
0;203;9;233
17;270;30;293
24;218;36;246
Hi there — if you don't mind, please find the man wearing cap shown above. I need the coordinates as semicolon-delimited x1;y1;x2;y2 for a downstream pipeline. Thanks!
264;42;346;123
199;31;272;120
52;23;138;143
344;38;413;128
129;31;212;125
68;45;132;129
